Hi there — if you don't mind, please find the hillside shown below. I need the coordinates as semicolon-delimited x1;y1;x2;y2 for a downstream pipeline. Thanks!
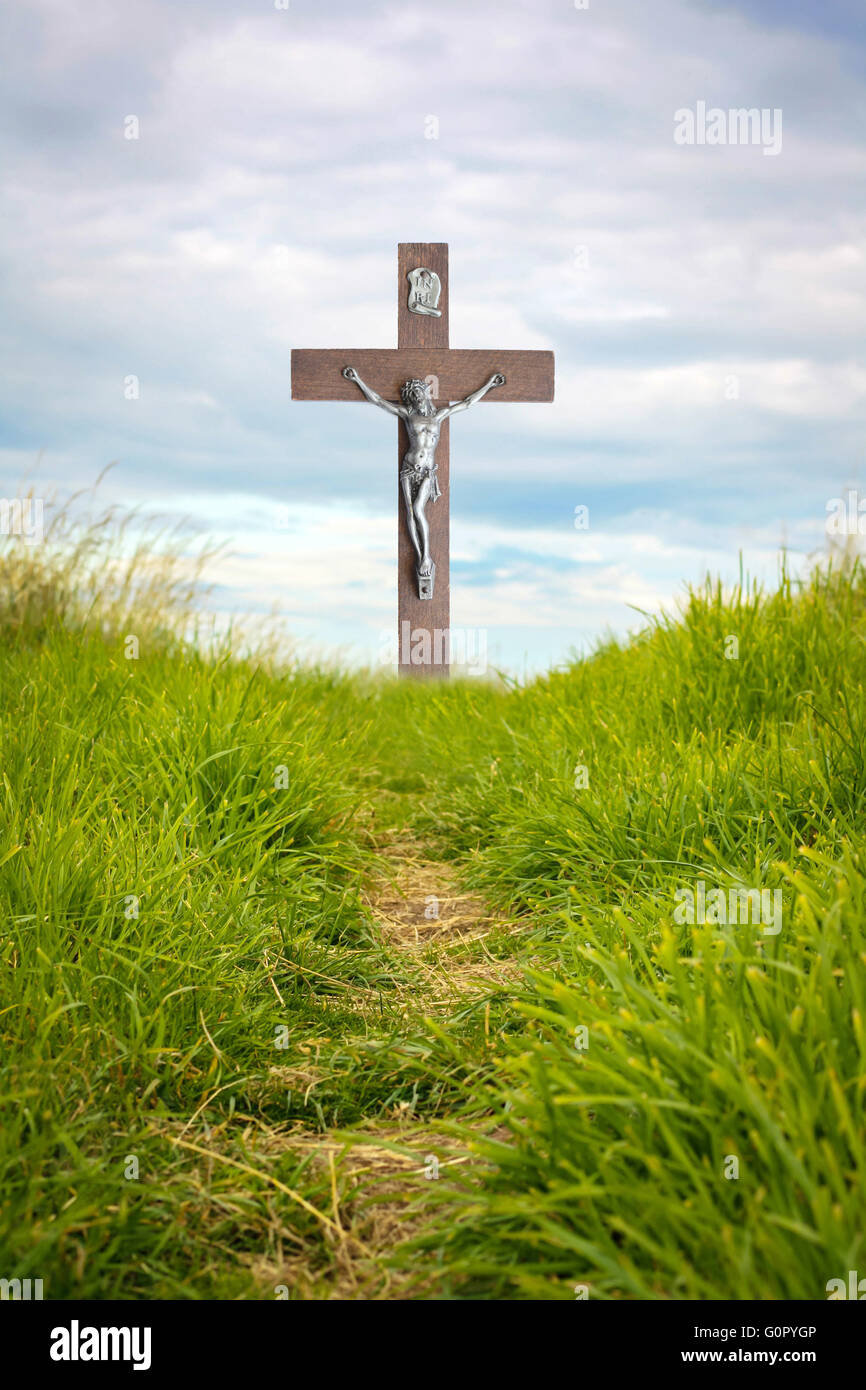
1;508;864;1299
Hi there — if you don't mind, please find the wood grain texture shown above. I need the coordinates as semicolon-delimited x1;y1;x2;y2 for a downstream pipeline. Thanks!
398;242;449;350
291;348;555;403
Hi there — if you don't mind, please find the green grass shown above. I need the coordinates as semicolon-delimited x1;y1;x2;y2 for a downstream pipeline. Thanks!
1;496;864;1299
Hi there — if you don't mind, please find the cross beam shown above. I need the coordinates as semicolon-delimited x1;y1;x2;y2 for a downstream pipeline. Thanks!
291;243;554;678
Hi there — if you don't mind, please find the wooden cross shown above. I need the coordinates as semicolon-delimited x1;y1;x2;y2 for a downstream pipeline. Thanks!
291;243;554;677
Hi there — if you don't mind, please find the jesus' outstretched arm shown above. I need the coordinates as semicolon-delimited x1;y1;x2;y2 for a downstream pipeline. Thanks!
342;366;406;417
436;372;505;421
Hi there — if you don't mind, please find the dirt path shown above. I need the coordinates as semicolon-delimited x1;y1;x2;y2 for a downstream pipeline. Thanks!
256;840;521;1297
364;834;525;996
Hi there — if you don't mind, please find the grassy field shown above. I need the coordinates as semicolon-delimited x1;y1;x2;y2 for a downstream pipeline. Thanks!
1;499;864;1300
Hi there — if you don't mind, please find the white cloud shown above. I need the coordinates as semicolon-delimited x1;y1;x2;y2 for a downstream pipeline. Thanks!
0;0;862;669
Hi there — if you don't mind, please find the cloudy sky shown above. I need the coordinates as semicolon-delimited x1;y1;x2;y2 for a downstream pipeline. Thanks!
1;0;863;672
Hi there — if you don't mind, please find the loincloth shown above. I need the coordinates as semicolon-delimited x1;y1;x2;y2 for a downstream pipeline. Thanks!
400;459;441;501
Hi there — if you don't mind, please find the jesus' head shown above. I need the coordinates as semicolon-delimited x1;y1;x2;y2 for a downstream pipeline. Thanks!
401;378;435;415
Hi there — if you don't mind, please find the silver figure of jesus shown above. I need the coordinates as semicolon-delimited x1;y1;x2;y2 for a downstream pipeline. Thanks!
342;366;505;599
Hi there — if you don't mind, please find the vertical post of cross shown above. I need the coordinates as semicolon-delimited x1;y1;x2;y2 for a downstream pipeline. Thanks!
397;242;450;678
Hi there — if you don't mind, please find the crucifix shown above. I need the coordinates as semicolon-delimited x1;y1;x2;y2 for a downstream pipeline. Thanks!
291;243;554;677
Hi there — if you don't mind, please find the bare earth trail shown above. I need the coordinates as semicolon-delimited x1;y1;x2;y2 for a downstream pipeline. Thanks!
256;831;522;1299
367;833;524;995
